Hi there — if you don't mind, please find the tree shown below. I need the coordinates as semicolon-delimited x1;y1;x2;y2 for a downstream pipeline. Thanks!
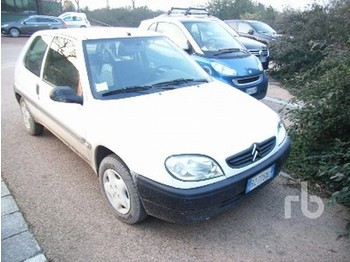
63;0;76;12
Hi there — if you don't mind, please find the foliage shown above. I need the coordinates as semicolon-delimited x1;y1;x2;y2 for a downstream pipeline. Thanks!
84;6;162;27
206;0;279;26
270;0;350;211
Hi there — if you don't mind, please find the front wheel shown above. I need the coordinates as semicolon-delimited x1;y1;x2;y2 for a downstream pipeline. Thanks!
20;98;43;135
99;154;147;224
9;27;20;37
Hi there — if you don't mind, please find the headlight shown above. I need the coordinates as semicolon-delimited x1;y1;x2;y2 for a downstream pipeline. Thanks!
211;62;237;76
258;60;264;71
2;24;8;27
165;155;224;181
277;120;287;145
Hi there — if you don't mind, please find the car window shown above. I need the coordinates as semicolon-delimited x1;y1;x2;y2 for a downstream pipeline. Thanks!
83;36;211;99
148;23;157;31
238;22;253;34
63;16;73;22
72;16;82;21
25;17;38;23
24;36;50;77
43;36;80;95
182;21;243;53
156;22;188;48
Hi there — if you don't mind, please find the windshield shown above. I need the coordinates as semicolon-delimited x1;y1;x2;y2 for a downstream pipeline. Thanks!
182;21;245;55
250;21;276;35
83;36;211;99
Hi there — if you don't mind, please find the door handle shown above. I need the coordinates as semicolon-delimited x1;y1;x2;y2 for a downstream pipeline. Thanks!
36;84;39;95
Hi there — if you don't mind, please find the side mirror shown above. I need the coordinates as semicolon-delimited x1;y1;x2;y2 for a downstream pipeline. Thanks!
50;86;83;105
179;41;190;52
248;29;254;35
23;21;27;25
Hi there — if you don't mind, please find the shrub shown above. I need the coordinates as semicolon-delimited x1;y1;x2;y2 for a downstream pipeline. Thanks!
270;0;350;210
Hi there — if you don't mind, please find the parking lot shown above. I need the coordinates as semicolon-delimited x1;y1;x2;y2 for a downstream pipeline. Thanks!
1;36;349;262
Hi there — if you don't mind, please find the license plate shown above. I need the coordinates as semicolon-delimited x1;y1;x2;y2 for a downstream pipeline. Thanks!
245;165;275;193
246;86;257;95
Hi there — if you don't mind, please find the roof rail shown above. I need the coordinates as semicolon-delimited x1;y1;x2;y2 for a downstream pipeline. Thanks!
167;7;210;16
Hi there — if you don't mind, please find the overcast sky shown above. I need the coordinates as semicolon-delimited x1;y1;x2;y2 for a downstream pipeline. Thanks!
79;0;327;11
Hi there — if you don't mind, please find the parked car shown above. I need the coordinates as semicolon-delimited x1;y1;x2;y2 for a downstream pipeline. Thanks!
58;12;90;28
1;15;67;37
139;7;268;100
14;27;290;224
220;20;270;69
225;19;279;45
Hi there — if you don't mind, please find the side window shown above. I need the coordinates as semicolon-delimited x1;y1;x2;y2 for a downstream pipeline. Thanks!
24;36;48;76
43;37;81;95
156;22;188;48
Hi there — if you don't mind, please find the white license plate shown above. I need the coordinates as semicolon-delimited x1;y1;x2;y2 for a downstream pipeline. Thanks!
246;86;258;95
246;165;275;193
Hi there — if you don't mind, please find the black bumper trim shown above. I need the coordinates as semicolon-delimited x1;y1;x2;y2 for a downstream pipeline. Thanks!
135;137;291;223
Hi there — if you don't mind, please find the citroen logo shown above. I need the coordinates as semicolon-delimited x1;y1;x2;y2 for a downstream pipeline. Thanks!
251;144;259;162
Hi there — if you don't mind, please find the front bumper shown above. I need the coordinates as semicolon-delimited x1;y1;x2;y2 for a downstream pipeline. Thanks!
135;137;291;223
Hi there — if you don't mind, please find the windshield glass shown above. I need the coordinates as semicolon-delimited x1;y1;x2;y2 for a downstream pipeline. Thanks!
182;21;244;55
250;21;276;35
83;36;211;99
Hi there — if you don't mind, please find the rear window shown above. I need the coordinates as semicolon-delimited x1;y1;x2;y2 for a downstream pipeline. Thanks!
24;36;49;76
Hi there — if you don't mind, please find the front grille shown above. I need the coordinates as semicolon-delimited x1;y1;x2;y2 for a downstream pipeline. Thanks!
226;137;276;168
248;48;268;58
237;76;260;84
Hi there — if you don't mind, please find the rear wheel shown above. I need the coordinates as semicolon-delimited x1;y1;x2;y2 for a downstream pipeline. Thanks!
99;154;147;224
20;98;43;135
9;27;20;38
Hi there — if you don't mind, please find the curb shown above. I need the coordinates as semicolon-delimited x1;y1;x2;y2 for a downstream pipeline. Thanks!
1;177;47;262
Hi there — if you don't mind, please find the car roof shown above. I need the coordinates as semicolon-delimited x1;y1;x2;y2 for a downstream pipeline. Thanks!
28;15;60;19
36;27;161;41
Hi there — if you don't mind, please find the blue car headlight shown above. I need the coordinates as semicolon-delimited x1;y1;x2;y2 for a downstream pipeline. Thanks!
211;62;237;76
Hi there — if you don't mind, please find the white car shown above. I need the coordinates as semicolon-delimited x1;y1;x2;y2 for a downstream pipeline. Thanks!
58;12;90;28
14;28;290;224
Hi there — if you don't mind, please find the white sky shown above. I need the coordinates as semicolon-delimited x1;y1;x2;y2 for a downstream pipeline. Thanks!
79;0;327;12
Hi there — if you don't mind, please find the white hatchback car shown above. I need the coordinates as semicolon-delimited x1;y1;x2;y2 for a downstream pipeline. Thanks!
14;28;290;224
58;12;90;28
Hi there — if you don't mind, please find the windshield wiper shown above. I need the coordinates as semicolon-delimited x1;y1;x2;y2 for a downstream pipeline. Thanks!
102;85;151;97
213;48;245;56
152;78;209;88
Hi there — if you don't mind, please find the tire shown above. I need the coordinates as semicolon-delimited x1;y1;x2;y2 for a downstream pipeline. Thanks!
99;154;147;224
20;98;44;135
9;28;20;38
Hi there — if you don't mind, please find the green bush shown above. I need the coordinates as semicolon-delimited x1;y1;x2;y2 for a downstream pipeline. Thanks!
270;0;350;210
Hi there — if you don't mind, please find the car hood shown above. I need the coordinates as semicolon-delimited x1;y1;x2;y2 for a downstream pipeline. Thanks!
237;36;266;50
205;53;262;76
91;81;279;162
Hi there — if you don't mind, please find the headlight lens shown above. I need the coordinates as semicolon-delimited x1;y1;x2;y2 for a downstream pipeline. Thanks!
165;155;224;181
258;60;264;71
277;120;287;145
211;62;237;76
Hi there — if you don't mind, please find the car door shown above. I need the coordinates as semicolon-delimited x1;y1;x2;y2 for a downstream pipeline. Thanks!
39;36;89;161
15;34;52;121
21;17;41;35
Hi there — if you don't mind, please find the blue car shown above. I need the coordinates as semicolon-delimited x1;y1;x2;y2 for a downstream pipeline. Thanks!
140;7;268;99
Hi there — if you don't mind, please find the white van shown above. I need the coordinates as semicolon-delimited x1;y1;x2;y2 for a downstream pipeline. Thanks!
59;12;90;28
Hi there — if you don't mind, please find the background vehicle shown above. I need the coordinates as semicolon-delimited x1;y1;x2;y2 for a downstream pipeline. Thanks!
1;15;67;37
225;19;279;44
14;27;290;224
220;21;270;69
59;12;90;28
140;7;268;99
